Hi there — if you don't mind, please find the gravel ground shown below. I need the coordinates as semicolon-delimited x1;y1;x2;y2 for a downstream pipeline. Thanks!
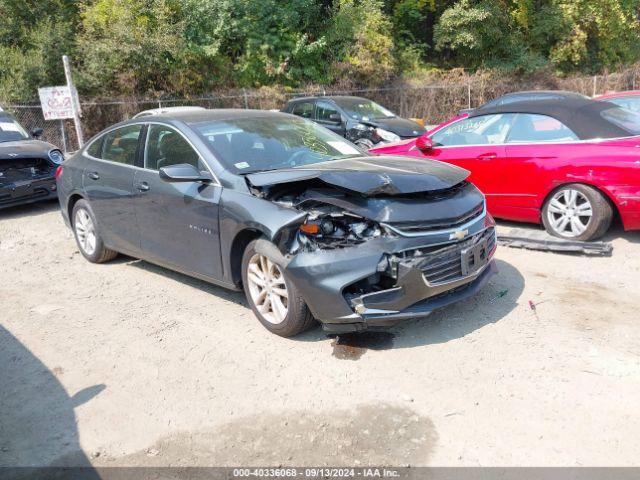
1;199;640;467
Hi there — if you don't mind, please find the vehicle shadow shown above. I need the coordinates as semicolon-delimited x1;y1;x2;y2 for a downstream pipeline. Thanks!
123;257;248;307
0;199;60;221
0;326;103;479
296;258;524;349
389;259;523;348
600;223;640;244
122;256;522;350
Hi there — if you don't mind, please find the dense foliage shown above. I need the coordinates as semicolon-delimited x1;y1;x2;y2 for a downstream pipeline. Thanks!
1;0;639;100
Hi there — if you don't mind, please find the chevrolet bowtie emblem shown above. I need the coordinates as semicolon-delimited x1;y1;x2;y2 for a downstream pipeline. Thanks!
449;229;468;240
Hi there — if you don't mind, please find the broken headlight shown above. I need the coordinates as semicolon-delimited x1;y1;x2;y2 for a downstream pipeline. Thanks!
374;128;400;143
298;213;384;250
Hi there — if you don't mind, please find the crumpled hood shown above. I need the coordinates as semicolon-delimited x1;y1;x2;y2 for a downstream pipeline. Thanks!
0;140;56;161
246;156;469;196
361;117;426;137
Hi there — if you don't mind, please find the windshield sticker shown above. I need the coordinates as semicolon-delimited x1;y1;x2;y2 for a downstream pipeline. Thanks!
294;122;330;155
328;141;360;155
0;122;20;132
235;162;250;169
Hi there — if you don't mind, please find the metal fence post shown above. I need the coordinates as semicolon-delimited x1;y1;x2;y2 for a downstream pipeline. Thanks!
62;55;84;148
243;89;249;109
59;120;67;154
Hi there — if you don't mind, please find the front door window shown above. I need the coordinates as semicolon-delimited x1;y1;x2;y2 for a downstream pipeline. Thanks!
432;114;515;146
144;125;205;171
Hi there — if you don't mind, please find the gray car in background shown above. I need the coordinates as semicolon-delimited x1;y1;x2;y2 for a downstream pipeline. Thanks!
56;109;496;336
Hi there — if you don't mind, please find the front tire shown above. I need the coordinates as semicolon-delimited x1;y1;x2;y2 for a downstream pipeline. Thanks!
72;199;118;263
241;239;316;337
542;184;612;241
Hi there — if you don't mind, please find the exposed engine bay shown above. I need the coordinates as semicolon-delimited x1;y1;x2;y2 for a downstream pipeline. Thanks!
0;158;55;186
249;180;388;252
247;172;485;254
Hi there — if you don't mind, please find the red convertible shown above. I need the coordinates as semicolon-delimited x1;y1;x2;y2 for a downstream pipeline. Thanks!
370;97;640;241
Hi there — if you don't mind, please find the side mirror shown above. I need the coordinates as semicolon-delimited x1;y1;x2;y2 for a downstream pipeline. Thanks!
31;128;43;139
415;134;433;152
159;163;213;183
329;113;342;124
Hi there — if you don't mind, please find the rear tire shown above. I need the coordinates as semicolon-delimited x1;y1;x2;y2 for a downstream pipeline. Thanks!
72;199;118;263
241;239;316;337
542;184;612;241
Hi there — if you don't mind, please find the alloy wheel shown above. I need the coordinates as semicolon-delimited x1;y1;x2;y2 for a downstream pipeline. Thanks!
246;253;289;324
546;189;593;238
74;209;97;255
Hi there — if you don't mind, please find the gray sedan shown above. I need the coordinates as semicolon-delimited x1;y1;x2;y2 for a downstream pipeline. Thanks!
56;109;496;336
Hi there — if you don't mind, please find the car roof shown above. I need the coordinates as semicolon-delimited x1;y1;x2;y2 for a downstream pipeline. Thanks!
497;90;587;98
286;95;368;104
133;106;206;118
469;97;631;139
128;108;295;124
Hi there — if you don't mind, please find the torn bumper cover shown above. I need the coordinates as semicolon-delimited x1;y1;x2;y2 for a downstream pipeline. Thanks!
283;215;497;333
0;174;58;209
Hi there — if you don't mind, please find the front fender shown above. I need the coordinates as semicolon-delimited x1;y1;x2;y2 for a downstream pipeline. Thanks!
219;189;306;283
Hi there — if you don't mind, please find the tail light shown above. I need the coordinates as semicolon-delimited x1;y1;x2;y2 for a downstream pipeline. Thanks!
54;165;63;180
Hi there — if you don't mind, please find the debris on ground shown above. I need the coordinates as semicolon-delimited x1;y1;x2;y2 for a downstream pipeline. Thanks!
497;228;613;256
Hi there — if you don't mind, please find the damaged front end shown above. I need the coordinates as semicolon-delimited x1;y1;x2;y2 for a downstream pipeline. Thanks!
246;156;497;332
0;157;58;208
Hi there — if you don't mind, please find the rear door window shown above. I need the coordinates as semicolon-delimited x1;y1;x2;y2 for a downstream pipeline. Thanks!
605;96;640;113
506;114;578;143
316;101;340;122
291;102;315;119
600;107;640;135
86;137;103;158
101;125;143;165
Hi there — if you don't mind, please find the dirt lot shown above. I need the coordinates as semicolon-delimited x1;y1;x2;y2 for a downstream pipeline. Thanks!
1;200;640;467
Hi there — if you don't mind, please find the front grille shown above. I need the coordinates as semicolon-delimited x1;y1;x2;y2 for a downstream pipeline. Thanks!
388;203;484;234
402;228;496;285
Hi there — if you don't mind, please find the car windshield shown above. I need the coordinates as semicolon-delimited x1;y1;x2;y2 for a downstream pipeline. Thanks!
335;98;395;121
192;116;363;174
600;106;640;135
0;115;29;143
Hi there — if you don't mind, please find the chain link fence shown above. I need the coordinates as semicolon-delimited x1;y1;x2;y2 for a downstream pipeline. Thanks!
4;67;639;153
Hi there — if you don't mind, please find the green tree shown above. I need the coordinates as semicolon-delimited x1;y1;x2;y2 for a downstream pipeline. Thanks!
548;0;640;73
77;0;191;95
328;0;396;84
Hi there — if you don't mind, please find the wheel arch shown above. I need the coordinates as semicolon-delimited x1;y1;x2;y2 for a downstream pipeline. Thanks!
542;181;620;220
66;192;88;224
229;228;265;287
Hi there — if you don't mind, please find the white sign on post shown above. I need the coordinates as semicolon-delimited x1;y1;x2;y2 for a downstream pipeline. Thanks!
38;86;74;120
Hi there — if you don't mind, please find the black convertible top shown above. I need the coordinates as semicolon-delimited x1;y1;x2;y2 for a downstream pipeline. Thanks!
469;97;631;139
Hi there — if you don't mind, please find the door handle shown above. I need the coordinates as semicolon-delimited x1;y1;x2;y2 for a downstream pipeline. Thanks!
87;171;100;180
135;182;150;192
477;153;497;160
